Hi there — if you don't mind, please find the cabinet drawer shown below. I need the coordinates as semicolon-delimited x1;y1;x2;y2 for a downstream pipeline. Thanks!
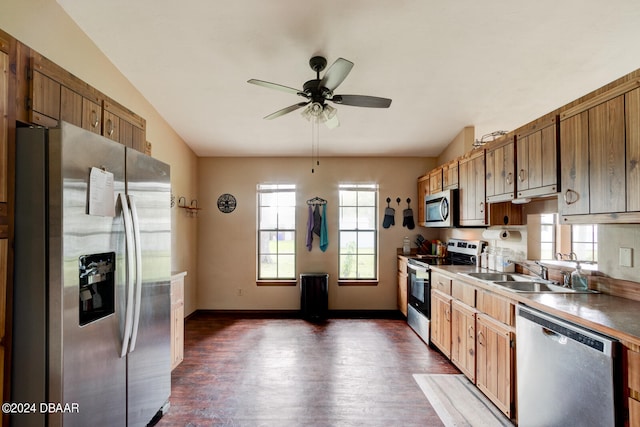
451;279;476;307
431;271;452;295
476;290;514;326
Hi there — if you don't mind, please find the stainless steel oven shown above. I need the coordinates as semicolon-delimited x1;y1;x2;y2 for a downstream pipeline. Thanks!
424;189;458;228
407;259;431;344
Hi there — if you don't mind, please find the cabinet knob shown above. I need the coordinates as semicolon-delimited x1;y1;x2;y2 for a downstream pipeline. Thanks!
468;325;474;339
477;331;485;346
479;201;484;213
506;172;513;185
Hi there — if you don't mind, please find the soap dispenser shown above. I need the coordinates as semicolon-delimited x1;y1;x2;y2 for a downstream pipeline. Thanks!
571;262;588;290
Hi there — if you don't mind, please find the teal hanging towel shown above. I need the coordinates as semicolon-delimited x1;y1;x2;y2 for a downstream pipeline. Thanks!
320;203;329;252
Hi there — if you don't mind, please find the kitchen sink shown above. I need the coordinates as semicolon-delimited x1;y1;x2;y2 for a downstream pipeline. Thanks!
464;272;537;282
492;281;598;293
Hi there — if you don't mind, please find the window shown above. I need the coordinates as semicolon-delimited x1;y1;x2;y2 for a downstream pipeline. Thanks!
539;213;556;260
572;224;598;262
338;184;378;281
257;184;296;280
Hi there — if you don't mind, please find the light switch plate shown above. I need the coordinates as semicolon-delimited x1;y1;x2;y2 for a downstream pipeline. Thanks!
619;247;633;267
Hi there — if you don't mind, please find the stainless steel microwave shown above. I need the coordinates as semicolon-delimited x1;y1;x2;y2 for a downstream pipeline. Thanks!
424;189;458;227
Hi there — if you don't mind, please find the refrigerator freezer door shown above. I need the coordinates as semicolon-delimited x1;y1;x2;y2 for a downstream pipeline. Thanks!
125;148;172;426
13;123;128;427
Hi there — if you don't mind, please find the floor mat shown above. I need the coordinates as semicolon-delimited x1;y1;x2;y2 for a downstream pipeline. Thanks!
413;374;513;427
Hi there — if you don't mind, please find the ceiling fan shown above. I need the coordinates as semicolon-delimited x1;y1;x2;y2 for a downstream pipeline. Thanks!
248;56;392;129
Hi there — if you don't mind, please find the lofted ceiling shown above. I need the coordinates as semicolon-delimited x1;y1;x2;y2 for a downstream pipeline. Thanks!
57;0;640;158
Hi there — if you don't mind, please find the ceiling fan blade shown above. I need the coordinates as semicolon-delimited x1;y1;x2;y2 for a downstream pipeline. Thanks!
319;58;354;92
264;102;310;120
248;79;304;96
332;95;392;108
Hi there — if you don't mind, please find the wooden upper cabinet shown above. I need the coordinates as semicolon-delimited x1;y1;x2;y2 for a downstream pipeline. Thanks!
627;88;640;212
103;100;146;150
559;80;640;222
559;110;590;216
589;95;626;214
30;70;60;127
1;50;7;204
485;136;515;203
417;174;429;227
458;149;487;226
516;117;559;199
442;159;459;190
28;51;147;153
60;87;102;134
429;167;443;194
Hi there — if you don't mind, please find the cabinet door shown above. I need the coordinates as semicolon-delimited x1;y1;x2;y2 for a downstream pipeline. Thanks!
1;51;7;204
459;151;487;226
417;175;429;226
429;168;443;194
627;88;640;212
486;141;515;202
517;119;558;198
30;70;60;127
397;271;407;317
476;313;514;417
60;86;83;128
442;160;459;190
451;300;476;382
430;290;452;358
589;95;626;214
103;110;121;143
560;111;590;216
82;97;101;134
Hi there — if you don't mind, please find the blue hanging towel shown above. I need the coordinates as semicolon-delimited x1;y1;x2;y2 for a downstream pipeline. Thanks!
320;204;329;252
306;205;314;251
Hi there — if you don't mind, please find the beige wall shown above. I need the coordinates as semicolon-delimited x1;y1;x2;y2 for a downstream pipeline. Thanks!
1;0;199;315
197;157;438;311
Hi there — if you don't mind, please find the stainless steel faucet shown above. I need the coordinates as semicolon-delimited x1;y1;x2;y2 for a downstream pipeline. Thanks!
508;260;549;280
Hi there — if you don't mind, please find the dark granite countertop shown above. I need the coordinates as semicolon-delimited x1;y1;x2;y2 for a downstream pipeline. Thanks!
428;264;640;348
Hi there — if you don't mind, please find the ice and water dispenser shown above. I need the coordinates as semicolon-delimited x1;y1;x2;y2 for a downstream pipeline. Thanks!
79;252;115;326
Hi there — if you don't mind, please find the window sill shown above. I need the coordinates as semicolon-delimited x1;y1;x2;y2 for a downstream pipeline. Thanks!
256;280;297;286
338;280;379;286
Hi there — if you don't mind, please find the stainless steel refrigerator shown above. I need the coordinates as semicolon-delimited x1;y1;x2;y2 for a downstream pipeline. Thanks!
12;122;171;426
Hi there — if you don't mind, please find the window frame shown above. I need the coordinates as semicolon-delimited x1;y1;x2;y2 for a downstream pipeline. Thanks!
571;224;598;262
256;184;297;284
337;183;379;285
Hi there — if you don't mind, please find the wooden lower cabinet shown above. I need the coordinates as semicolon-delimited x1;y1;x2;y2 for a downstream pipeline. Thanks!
397;257;408;317
430;289;452;358
476;313;515;418
628;348;640;427
451;300;477;382
171;272;186;370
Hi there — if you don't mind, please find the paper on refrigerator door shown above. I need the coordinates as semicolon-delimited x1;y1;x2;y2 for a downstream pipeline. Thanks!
89;167;116;217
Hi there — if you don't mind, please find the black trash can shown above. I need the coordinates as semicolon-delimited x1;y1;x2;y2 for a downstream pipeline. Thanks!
300;273;328;320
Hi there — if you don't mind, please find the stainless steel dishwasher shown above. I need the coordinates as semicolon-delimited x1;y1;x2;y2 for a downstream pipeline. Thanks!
516;305;621;427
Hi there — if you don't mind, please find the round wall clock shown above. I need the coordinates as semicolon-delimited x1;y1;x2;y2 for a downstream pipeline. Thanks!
217;193;237;213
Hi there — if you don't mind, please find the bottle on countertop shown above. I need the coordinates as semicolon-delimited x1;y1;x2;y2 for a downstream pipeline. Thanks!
402;237;411;255
571;263;588;290
480;247;488;269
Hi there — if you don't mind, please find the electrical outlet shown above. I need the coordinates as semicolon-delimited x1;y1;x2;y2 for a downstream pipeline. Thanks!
619;247;633;267
237;288;243;296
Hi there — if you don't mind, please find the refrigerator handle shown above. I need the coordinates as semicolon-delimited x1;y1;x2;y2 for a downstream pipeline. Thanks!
128;195;143;353
120;193;136;358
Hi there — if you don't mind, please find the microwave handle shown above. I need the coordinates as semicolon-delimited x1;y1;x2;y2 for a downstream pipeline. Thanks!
439;198;449;220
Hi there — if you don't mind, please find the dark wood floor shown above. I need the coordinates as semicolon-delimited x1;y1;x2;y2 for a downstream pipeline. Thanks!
157;312;459;427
